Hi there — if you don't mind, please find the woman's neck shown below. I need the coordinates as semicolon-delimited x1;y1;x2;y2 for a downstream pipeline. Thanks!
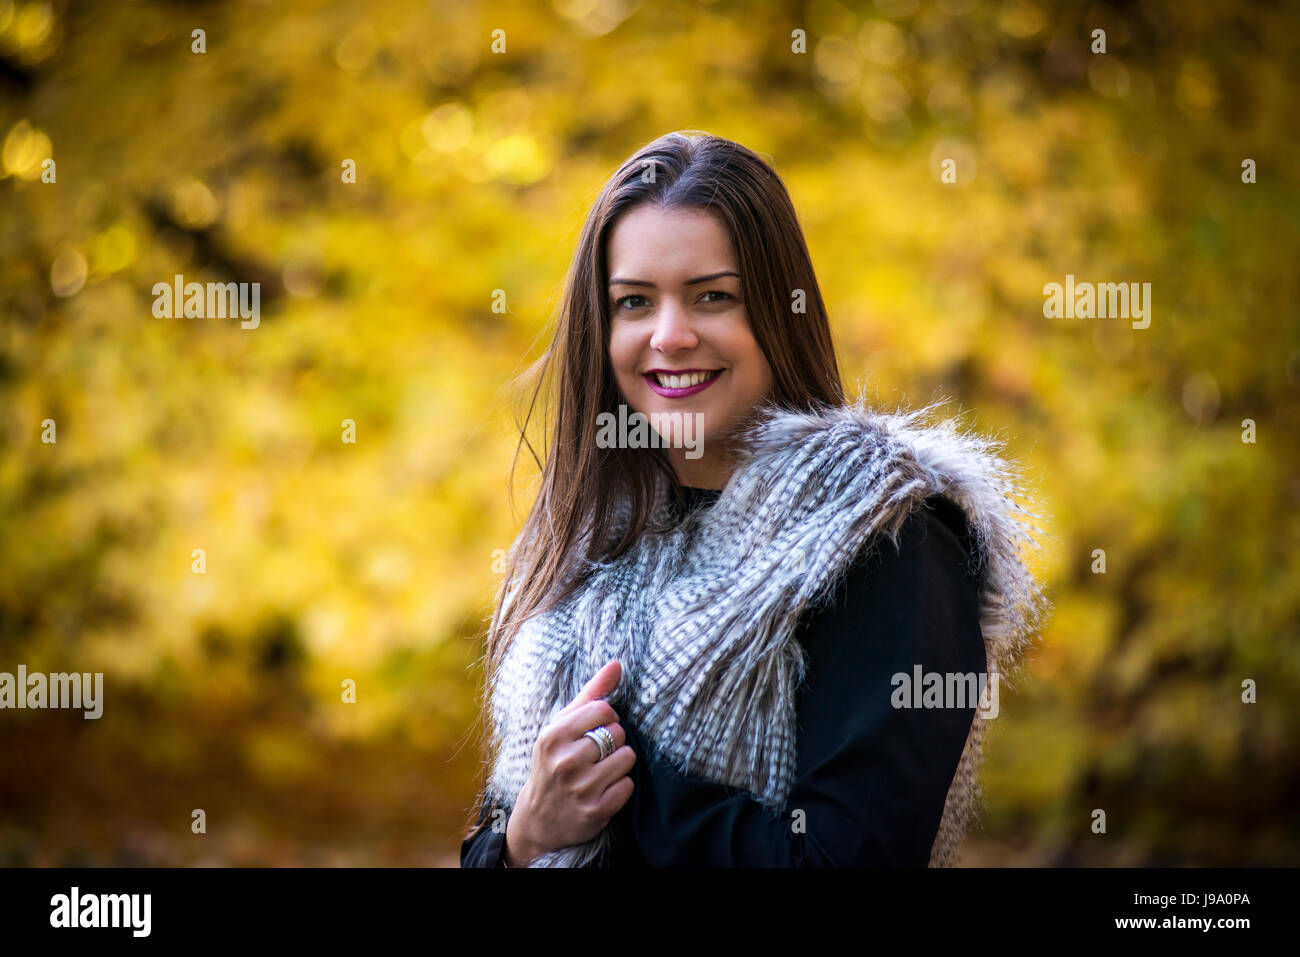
668;446;733;490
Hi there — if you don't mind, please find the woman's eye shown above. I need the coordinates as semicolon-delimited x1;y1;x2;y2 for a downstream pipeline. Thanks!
612;291;733;310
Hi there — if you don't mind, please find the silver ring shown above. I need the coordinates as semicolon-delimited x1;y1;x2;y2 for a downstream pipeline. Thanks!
583;725;616;762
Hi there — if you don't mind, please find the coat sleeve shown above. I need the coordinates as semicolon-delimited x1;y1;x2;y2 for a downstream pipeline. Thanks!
625;498;988;867
459;801;509;867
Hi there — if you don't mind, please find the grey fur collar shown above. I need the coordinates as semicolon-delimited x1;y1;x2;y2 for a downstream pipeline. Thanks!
484;398;1050;867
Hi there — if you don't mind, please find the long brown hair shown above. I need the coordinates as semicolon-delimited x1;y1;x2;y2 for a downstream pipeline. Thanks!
465;131;845;836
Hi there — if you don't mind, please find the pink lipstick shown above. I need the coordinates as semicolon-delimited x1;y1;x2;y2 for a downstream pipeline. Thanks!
644;368;723;398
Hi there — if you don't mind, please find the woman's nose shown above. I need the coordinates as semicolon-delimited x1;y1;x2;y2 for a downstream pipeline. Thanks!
648;301;699;353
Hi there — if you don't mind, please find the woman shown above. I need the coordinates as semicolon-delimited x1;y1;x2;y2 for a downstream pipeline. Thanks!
460;131;1049;868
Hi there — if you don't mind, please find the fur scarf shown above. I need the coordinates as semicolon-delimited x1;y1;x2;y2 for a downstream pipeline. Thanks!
483;398;1050;866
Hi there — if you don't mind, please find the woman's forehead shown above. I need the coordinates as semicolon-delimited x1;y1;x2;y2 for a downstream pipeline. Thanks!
607;207;737;277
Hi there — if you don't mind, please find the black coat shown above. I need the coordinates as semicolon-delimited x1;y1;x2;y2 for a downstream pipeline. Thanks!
461;492;986;867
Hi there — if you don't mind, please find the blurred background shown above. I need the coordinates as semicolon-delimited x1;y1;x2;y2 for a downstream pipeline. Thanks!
1;0;1297;866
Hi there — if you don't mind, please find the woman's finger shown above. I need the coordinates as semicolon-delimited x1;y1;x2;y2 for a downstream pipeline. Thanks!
553;698;620;745
561;720;626;764
555;659;622;717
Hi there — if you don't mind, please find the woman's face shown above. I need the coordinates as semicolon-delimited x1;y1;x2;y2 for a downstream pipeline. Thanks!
606;204;773;489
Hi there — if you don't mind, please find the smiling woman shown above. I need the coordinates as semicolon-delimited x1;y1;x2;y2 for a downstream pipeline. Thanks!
606;206;774;488
460;131;1049;868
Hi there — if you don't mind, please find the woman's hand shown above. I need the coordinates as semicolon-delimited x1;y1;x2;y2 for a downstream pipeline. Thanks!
504;659;637;866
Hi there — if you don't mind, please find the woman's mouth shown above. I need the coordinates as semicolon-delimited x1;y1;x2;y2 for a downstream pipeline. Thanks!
644;368;723;398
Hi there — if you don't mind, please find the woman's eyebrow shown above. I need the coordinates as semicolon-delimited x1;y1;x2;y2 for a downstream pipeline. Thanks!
607;270;740;288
